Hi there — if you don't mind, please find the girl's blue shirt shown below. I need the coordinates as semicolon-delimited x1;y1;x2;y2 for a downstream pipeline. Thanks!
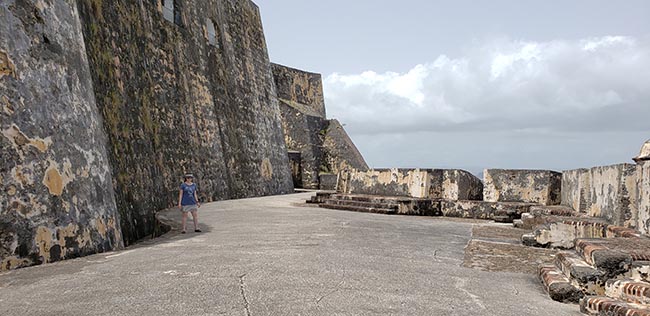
180;183;197;205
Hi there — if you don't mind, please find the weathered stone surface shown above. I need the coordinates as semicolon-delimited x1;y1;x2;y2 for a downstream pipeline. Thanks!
271;63;326;118
483;169;562;205
588;164;638;227
581;296;650;316
319;173;338;191
638;161;650;235
322;119;369;175
339;168;482;200
634;140;650;163
554;252;607;295
320;194;440;216
440;200;534;221
539;265;584;303
273;64;367;189
606;279;650;304
528;219;610;249
1;0;122;269
463;239;557;275
562;164;639;228
279;99;327;188
561;168;591;213
76;0;295;245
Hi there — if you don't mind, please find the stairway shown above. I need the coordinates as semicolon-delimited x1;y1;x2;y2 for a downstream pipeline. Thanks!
314;194;441;216
537;235;650;315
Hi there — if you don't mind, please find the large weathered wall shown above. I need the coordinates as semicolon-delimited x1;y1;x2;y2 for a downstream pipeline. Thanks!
561;168;591;213
483;169;561;205
272;63;368;189
338;168;482;200
76;0;294;244
638;162;650;234
561;163;639;227
0;0;122;270
271;63;326;118
278;100;326;189
322;119;369;175
587;164;638;227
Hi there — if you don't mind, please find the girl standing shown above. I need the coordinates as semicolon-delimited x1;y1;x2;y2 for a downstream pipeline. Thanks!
177;174;201;233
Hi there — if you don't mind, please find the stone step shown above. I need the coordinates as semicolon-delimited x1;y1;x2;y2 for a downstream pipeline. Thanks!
575;239;634;277
580;296;650;316
440;200;534;222
329;194;413;204
539;265;584;303
529;205;578;217
318;203;398;215
606;279;650;304
324;199;398;209
554;252;607;295
306;192;335;204
522;218;611;249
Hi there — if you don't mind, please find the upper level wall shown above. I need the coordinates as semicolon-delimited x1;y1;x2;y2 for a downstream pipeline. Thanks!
338;168;482;200
483;169;562;205
76;0;294;244
271;63;326;118
561;163;639;227
323;119;369;175
0;0;122;270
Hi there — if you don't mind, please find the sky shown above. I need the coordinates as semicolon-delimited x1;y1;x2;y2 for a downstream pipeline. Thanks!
256;0;650;175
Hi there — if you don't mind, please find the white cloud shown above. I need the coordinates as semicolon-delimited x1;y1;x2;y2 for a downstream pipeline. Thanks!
324;36;650;136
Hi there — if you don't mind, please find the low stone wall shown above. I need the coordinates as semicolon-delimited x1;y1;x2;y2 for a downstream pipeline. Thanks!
338;168;482;200
561;163;639;228
483;169;562;205
561;169;591;214
588;164;638;227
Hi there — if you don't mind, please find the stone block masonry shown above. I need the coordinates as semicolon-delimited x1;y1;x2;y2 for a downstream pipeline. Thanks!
0;0;122;270
561;164;639;227
484;169;562;205
76;0;295;245
339;168;482;200
273;63;368;189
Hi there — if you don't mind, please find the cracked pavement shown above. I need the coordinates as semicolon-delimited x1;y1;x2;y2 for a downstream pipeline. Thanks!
0;193;580;315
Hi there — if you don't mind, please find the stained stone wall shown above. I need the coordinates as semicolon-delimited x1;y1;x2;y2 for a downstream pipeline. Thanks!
76;0;294;244
272;64;368;189
339;168;482;200
323;119;369;175
561;168;591;213
587;164;638;227
561;164;639;227
638;162;650;234
0;0;122;270
483;169;562;205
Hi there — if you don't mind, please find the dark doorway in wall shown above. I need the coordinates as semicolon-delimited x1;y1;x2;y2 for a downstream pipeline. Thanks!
288;151;303;189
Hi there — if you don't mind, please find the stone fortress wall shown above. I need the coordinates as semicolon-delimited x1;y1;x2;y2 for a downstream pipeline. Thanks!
337;140;650;232
2;0;367;270
272;63;368;189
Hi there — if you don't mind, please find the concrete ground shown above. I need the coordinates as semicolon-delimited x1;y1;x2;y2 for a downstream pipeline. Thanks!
0;192;580;315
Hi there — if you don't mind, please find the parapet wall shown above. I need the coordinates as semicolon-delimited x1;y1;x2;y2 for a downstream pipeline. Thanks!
483;169;562;205
561;164;638;227
338;168;483;200
0;1;122;270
